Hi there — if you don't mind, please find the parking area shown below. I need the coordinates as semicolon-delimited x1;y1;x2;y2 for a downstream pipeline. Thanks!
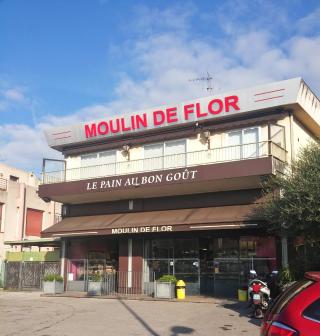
0;291;260;336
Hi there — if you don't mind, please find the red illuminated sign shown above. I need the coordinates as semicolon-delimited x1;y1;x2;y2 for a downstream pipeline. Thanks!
84;95;240;138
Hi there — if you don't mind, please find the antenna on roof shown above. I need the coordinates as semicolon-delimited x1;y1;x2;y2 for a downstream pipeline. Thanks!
189;72;213;94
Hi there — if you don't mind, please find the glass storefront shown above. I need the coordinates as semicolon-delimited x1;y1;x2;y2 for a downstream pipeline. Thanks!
144;235;277;297
66;238;118;292
144;238;200;295
65;235;277;297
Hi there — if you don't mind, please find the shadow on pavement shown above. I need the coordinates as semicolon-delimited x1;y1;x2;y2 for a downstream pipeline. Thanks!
118;299;161;336
171;326;195;335
118;299;195;336
220;301;261;327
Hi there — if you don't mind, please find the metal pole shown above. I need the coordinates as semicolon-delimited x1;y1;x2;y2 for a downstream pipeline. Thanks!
281;236;289;268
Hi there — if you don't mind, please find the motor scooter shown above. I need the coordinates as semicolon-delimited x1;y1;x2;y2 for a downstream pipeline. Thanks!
248;271;271;319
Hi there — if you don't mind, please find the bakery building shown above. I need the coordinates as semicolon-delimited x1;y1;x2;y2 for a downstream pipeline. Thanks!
39;78;320;297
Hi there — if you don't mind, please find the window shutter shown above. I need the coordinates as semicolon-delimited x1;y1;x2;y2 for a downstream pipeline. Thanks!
25;209;43;237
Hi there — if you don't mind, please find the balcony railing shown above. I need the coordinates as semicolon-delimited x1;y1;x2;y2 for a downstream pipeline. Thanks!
0;178;7;191
42;141;287;184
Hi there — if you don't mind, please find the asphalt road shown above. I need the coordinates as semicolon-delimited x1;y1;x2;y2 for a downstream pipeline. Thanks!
0;292;260;336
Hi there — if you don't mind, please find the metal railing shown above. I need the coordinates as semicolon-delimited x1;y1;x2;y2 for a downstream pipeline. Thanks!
3;261;61;290
67;259;161;296
0;178;7;191
42;141;287;184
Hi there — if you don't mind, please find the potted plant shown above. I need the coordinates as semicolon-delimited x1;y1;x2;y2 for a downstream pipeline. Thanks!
88;273;103;296
42;274;64;294
155;275;177;299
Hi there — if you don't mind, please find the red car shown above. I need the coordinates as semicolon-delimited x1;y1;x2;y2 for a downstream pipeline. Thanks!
261;272;320;336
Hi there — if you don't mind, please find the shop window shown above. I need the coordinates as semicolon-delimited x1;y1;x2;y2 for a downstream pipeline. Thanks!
25;208;43;237
214;238;239;258
174;238;199;258
150;239;174;259
240;236;276;258
144;238;199;285
239;236;277;281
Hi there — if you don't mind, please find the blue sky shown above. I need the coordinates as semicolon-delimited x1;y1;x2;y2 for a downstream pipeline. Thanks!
0;0;320;173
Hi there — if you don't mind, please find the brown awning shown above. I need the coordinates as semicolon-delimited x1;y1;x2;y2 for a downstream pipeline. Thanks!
41;204;262;238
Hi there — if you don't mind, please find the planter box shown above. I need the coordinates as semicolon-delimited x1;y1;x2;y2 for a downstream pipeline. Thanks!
43;281;64;294
88;281;102;296
155;282;175;299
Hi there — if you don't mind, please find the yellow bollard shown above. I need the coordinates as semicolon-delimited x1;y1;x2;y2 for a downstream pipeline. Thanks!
176;280;186;300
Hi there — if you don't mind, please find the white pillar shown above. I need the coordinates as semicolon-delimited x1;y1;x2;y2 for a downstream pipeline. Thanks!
60;239;66;278
128;238;132;288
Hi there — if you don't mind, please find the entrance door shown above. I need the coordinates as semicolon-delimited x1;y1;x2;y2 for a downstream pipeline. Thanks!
213;238;240;297
200;237;240;297
144;238;200;295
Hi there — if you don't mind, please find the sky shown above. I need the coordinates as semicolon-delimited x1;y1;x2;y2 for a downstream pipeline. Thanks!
0;0;320;174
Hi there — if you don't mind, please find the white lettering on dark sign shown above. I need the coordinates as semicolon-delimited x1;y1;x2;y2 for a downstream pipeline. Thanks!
85;168;198;191
111;226;173;234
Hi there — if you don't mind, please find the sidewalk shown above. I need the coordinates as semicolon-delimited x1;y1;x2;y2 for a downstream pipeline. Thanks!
41;291;233;304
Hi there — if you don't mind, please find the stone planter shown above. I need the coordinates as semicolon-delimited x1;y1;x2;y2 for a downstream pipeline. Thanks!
88;281;102;296
154;282;175;299
43;280;64;294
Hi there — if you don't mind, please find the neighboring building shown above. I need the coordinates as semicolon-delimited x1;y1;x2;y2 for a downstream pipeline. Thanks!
0;163;61;260
39;78;320;296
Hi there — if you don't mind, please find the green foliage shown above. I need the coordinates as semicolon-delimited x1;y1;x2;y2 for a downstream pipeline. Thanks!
261;141;320;241
43;274;63;282
278;267;295;288
158;275;177;283
89;273;102;282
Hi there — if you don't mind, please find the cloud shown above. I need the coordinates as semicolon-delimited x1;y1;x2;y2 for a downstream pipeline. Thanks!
0;124;62;174
3;88;26;103
132;3;195;36
297;8;320;34
0;85;34;114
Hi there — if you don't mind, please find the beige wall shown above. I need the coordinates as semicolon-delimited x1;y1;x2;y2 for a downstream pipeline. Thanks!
292;117;315;158
0;163;61;260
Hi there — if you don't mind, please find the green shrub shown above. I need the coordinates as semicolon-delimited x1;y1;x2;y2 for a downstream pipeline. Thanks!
43;274;63;282
158;275;177;283
90;273;102;282
278;267;294;288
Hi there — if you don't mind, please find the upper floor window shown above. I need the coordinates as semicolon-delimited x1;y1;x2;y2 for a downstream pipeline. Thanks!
227;127;259;160
270;124;285;148
144;139;186;170
81;150;116;168
81;150;117;179
9;175;19;182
